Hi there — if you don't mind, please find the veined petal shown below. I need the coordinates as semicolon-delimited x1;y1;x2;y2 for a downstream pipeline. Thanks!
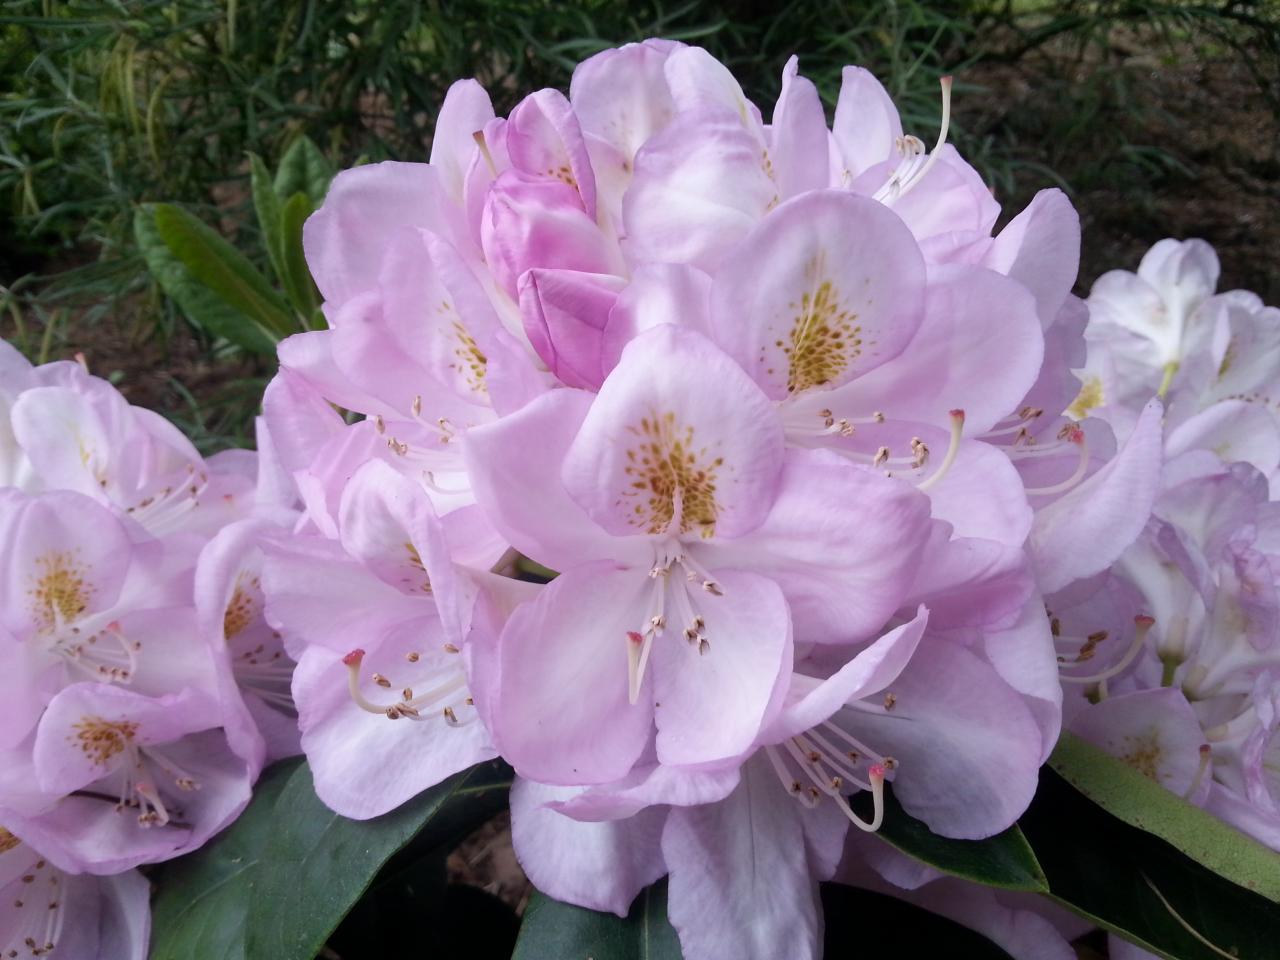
623;109;776;271
492;563;654;784
835;264;1043;434
652;569;791;769
570;40;681;159
462;388;629;571
563;325;784;540
663;758;823;960
831;66;901;182
842;635;1042;838
506;89;597;218
1029;399;1164;594
768;607;929;743
510;777;667;917
710;190;926;400
702;449;931;643
430;79;495;202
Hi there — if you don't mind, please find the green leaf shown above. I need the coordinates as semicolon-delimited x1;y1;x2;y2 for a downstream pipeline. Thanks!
134;205;277;355
244;758;512;960
1050;731;1280;901
152;203;295;339
1023;765;1280;960
249;153;286;284
512;880;681;960
277;190;320;320
149;759;302;960
849;783;1048;892
273;135;333;206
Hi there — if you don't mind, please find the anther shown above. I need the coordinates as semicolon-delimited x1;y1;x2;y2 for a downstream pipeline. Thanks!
406;651;421;662
472;129;499;177
883;692;897;711
1060;615;1153;685
442;643;459;654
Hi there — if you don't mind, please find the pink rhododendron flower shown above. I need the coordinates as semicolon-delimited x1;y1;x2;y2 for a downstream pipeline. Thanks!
262;460;496;818
464;324;934;784
0;826;149;960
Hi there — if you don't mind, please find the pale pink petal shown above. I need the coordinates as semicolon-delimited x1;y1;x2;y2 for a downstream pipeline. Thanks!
430;79;495;202
709;190;926;400
518;269;625;389
1029;399;1164;593
563;325;784;540
831;66;901;181
663;758;823;960
702;449;931;643
652;569;791;768
510;777;667;916
491;563;654;784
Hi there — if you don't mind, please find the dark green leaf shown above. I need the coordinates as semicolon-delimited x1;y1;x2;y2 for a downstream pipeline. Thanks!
1022;765;1280;960
152;203;295;339
148;759;302;960
249;153;286;285
849;783;1048;892
512;879;681;960
134;205;277;355
821;883;1015;959
1050;731;1280;900
277;191;320;321
273;135;333;206
244;759;512;960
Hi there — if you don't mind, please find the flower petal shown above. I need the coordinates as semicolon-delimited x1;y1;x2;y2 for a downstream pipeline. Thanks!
709;190;926;400
1029;399;1164;593
492;563;654;784
563;325;784;540
663;758;824;960
510;777;667;916
652;569;792;768
702;448;931;643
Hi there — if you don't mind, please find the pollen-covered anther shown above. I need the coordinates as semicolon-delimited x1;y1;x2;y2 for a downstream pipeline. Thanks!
406;651;421;662
442;643;460;654
872;446;890;468
373;415;386;434
1060;615;1154;685
372;673;392;689
442;706;459;726
883;692;897;711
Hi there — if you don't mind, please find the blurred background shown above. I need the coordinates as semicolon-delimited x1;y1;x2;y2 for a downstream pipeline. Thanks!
1;0;1277;454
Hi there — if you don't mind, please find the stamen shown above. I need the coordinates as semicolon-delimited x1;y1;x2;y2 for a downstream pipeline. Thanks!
423;471;470;495
1060;615;1153;684
916;409;965;491
1024;424;1090;497
472;129;499;177
1183;744;1211;799
874;76;953;203
844;764;887;832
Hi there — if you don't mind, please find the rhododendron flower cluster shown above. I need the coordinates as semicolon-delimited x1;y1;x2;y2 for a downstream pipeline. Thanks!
0;342;297;957
253;40;1173;960
2;38;1278;960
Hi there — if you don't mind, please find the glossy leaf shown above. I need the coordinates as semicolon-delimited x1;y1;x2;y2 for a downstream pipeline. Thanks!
1050;731;1280;900
512;879;681;960
134;204;278;355
244;758;512;960
273;134;333;206
278;190;320;321
148;759;302;960
849;783;1048;892
249;152;286;285
152;202;295;338
1023;766;1280;960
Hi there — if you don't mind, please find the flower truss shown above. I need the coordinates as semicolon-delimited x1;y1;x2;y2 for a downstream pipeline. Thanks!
3;38;1278;960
